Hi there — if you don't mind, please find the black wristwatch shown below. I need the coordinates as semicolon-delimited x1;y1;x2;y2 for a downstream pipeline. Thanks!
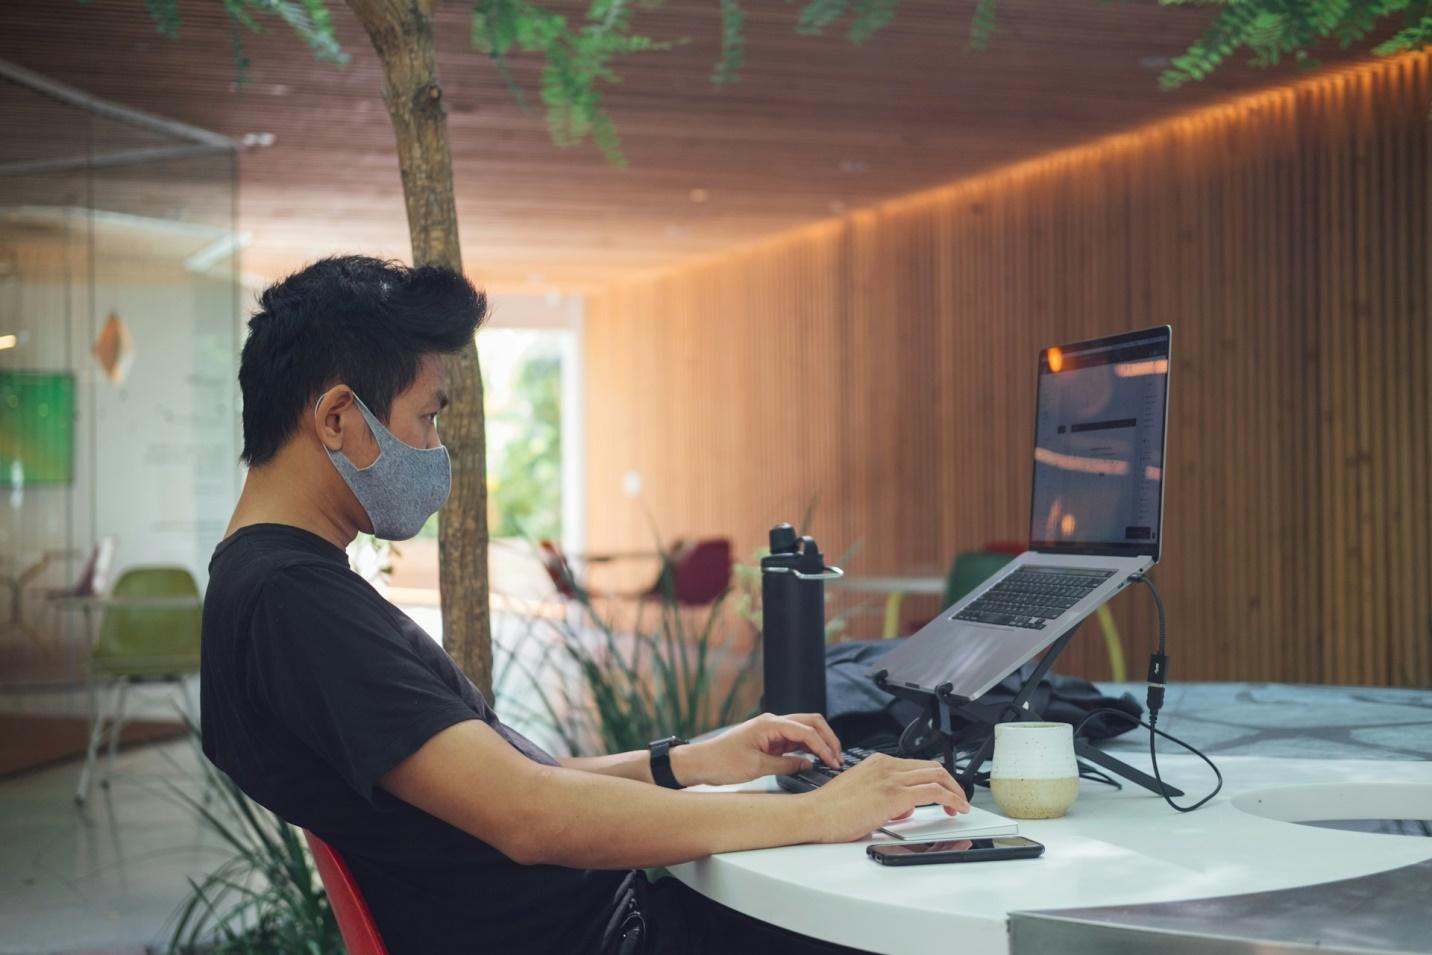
648;736;688;789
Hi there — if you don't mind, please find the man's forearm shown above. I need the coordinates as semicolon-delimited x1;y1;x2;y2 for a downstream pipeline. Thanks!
558;751;651;783
512;763;823;869
557;744;705;786
382;720;826;871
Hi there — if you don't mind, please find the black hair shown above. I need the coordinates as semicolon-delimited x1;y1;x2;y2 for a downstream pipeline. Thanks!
238;255;486;466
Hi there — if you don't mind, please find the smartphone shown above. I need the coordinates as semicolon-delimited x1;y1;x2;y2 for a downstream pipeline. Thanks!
867;836;1045;866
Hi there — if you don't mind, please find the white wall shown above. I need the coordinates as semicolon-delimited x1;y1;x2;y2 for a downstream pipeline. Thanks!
0;256;241;604
89;279;241;588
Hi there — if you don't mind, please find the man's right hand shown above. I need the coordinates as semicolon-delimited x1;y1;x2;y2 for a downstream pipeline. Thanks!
807;753;970;843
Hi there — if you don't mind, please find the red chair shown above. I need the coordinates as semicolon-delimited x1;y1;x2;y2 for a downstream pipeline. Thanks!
304;830;390;955
538;539;580;599
648;538;733;606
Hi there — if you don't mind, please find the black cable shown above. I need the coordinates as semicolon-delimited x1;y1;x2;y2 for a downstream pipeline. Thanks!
1077;764;1122;791
1073;706;1222;812
1072;572;1223;813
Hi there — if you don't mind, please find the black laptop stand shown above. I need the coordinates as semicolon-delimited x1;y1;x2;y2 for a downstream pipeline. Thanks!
872;619;1184;799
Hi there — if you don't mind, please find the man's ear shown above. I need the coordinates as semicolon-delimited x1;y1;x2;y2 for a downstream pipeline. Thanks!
314;386;356;452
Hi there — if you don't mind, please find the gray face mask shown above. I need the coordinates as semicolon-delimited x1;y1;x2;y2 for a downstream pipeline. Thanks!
320;393;451;541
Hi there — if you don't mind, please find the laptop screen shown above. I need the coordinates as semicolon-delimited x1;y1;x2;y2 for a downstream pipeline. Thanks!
1029;326;1170;558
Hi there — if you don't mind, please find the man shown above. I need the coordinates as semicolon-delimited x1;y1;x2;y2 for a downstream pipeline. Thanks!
201;256;967;955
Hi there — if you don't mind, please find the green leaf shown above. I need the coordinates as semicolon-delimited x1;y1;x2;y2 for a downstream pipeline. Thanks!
796;0;852;35
712;0;746;86
970;0;997;50
1372;7;1432;54
146;0;181;38
847;0;899;44
1158;0;1431;95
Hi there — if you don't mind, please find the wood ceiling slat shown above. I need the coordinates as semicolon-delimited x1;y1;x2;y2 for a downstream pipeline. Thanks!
0;0;1394;289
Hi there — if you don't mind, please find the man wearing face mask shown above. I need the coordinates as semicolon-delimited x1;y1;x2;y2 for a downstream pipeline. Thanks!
201;256;967;955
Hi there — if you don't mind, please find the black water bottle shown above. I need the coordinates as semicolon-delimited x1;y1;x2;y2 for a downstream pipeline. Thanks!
761;523;842;717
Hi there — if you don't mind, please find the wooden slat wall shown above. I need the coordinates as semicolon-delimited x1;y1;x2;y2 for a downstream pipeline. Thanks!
584;54;1432;687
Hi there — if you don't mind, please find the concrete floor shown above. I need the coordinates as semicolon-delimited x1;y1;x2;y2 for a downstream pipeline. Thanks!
0;606;573;955
0;735;228;955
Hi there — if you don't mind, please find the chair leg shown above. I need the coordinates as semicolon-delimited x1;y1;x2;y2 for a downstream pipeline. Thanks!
76;679;113;805
101;677;129;790
178;676;198;725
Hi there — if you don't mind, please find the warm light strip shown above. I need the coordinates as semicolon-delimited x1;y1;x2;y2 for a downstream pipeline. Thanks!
0;334;16;350
865;51;1428;220
615;51;1429;288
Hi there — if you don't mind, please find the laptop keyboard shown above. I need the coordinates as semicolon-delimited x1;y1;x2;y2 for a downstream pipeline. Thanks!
953;565;1115;630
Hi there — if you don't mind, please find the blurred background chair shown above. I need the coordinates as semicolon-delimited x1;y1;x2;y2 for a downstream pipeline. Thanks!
942;550;1021;607
541;537;733;609
47;536;119;604
0;552;52;646
538;539;582;601
647;537;733;606
76;565;202;804
1;537;116;655
41;536;119;673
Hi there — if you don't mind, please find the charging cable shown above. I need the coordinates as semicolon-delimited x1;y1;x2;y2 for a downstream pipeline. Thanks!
1072;572;1223;813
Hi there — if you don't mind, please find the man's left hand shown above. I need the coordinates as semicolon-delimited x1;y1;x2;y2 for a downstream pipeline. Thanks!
673;712;842;787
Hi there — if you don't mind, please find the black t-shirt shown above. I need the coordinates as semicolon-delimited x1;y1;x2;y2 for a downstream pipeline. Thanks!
200;524;630;954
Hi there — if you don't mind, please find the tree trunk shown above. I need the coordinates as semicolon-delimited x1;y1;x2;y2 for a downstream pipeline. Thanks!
347;0;493;700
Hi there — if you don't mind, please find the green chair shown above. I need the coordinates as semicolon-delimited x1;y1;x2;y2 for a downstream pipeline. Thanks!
943;551;1020;607
76;565;202;804
940;550;1127;683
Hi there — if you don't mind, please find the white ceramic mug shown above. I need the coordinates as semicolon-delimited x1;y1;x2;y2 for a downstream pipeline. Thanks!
989;721;1079;819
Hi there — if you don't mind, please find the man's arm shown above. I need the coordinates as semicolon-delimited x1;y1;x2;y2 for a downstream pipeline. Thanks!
557;751;656;783
555;712;844;786
381;719;966;870
554;744;755;785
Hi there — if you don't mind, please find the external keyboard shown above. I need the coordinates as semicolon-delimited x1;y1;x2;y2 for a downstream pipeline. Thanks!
953;565;1114;630
776;746;887;794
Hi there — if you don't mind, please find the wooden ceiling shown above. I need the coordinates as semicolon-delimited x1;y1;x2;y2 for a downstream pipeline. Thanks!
0;0;1382;291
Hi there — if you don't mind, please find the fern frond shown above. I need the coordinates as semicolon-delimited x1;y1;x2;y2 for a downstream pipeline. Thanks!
1373;5;1432;54
470;0;675;165
847;0;899;44
712;0;746;85
1162;0;1431;91
145;0;181;38
796;0;852;35
970;0;997;50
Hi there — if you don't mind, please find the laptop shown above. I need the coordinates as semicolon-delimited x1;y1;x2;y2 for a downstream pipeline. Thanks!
868;325;1172;704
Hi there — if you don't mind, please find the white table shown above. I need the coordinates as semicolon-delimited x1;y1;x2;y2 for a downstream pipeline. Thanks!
669;753;1432;955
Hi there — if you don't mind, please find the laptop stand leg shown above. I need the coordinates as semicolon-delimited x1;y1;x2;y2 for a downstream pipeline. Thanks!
1073;741;1183;797
954;734;993;797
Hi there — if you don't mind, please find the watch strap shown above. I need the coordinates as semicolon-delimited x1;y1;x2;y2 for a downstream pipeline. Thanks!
649;736;688;789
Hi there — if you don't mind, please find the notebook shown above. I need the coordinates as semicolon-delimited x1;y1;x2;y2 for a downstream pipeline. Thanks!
871;803;1019;842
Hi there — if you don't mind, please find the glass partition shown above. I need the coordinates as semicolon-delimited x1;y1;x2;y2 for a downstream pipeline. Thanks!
0;65;240;687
